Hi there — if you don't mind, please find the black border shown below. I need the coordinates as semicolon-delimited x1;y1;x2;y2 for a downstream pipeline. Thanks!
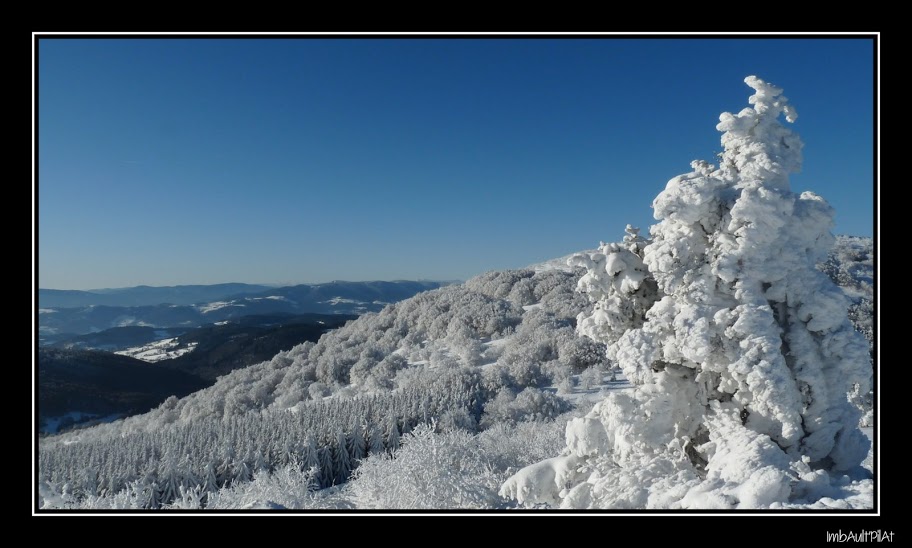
33;32;883;529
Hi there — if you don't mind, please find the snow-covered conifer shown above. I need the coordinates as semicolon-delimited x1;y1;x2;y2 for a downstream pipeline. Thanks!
333;431;353;485
318;446;334;488
501;76;872;509
386;416;401;453
368;425;386;456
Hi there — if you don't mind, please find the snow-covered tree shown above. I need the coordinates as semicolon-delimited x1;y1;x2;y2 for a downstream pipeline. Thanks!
202;461;220;495
158;460;183;504
349;423;500;509
578;365;601;391
501;76;872;509
142;481;162;510
253;450;270;474
385;416;400;454
301;437;320;475
348;426;367;463
332;431;353;485
570;224;658;351
367;425;386;456
233;459;252;485
318;447;334;488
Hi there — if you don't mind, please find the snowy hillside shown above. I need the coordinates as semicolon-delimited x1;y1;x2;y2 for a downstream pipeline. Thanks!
38;240;872;509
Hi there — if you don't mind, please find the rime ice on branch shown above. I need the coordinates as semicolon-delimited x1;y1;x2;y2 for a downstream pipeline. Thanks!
500;76;872;509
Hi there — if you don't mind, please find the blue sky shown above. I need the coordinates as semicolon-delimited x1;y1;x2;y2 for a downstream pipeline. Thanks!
38;37;875;290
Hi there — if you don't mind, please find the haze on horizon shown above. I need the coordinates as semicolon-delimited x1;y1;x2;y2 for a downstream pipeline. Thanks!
37;37;875;290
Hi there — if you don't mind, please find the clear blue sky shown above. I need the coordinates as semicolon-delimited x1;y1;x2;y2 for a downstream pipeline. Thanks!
38;37;875;290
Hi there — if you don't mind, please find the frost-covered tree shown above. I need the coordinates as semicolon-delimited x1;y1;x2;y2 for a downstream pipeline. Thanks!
158;460;183;504
578;365;602;391
253;450;270;474
385;416;401;453
349;423;500;509
367;425;386;456
501;76;872;509
301;437;319;475
349;426;367;463
570;224;658;351
202;461;220;495
332;431;353;485
233;459;252;485
142;481;162;510
318;447;334;488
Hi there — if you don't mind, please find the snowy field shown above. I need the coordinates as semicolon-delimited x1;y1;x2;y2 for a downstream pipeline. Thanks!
115;338;198;363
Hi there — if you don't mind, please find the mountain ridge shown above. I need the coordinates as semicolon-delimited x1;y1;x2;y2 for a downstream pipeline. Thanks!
39;280;452;343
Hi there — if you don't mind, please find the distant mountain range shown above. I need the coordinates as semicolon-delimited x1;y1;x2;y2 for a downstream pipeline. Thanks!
39;283;273;308
38;280;450;343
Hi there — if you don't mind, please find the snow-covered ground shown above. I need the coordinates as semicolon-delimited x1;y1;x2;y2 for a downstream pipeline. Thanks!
114;338;198;363
113;316;154;328
196;301;245;314
321;297;370;307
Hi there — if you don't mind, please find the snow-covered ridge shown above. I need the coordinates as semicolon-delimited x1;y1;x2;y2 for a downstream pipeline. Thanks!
40;281;448;343
527;250;595;273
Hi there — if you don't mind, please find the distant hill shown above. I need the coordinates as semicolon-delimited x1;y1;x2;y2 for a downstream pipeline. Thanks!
37;348;208;434
39;283;273;308
254;280;449;311
158;314;355;381
39;280;449;342
48;325;188;352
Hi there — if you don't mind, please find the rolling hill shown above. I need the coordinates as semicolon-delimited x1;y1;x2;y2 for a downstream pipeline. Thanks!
37;348;207;434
